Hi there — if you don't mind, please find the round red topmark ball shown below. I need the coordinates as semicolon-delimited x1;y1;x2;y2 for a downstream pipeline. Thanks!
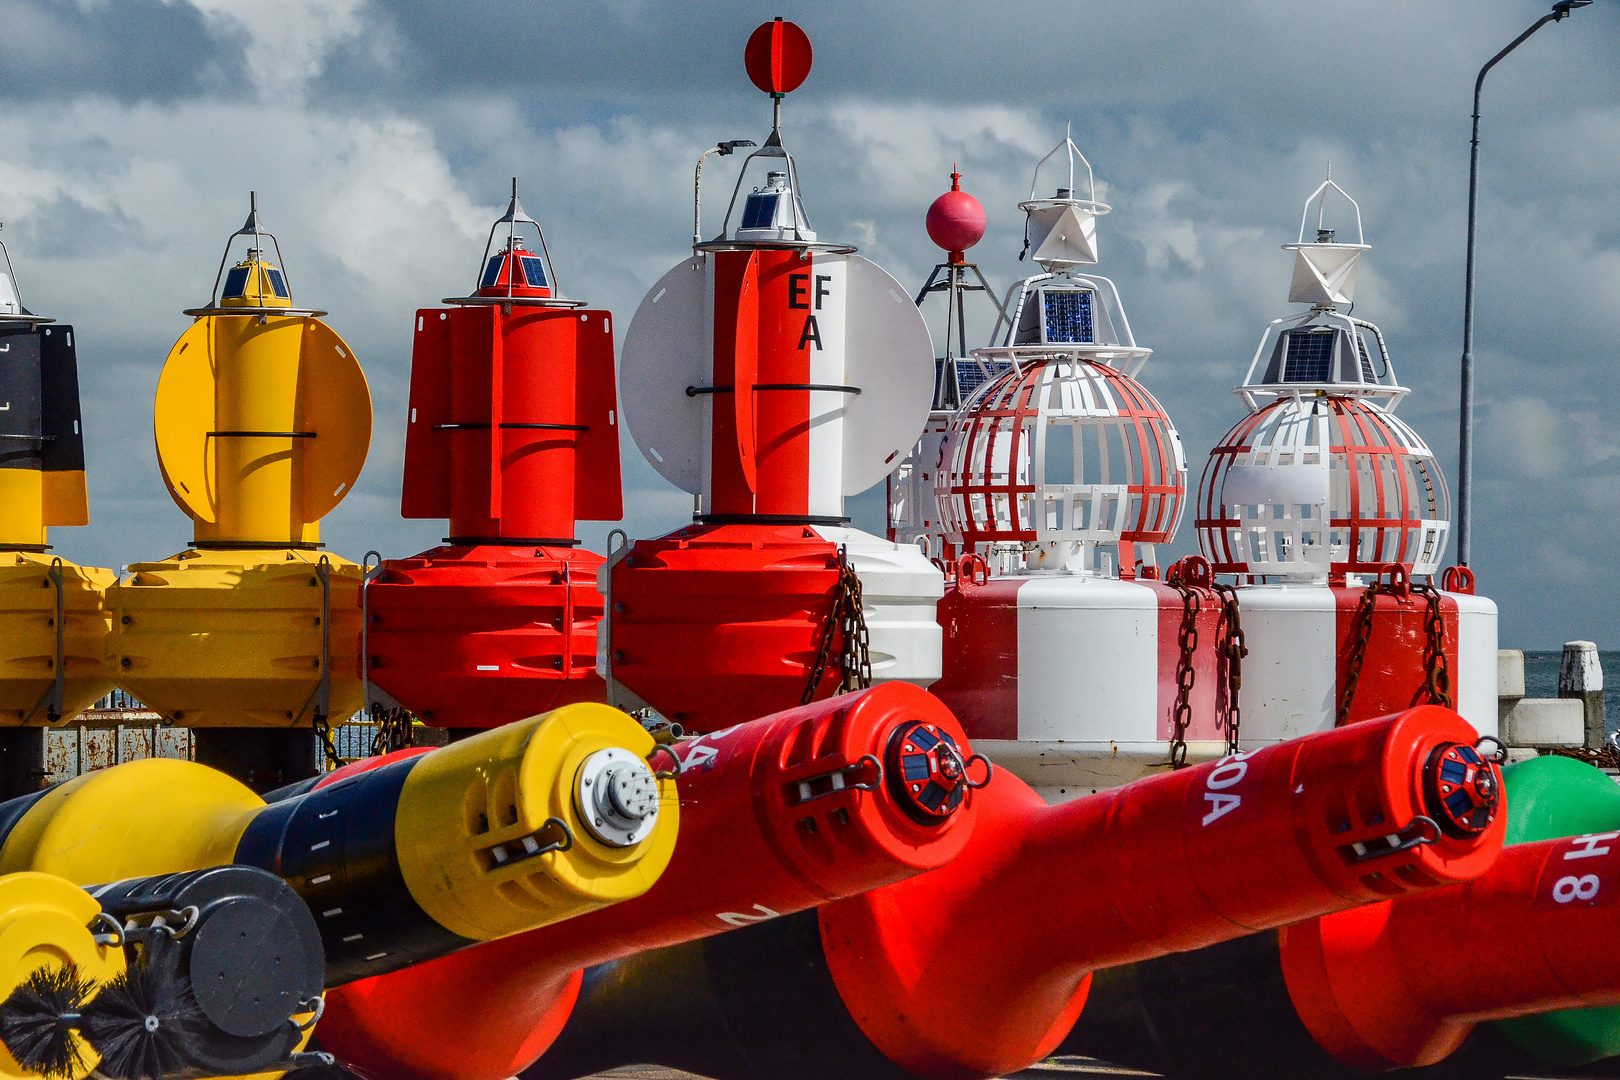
926;170;986;255
745;18;812;95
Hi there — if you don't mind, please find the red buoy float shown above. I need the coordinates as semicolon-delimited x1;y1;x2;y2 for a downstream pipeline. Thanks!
312;683;978;1080
362;181;621;729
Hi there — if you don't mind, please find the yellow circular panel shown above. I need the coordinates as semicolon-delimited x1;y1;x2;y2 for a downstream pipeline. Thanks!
296;320;372;523
153;317;371;538
153;319;218;524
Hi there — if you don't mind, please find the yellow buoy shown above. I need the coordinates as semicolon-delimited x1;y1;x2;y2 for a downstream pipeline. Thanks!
0;703;675;969
0;235;115;726
108;194;371;732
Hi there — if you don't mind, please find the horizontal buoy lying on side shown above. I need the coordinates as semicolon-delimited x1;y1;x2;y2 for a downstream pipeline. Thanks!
0;703;674;986
314;682;981;1080
531;704;1502;1080
0;865;326;1080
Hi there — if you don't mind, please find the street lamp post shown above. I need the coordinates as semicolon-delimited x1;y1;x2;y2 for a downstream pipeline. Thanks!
1456;0;1590;567
694;140;757;246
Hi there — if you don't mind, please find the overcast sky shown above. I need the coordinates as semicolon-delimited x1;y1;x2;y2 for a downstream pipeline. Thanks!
1;0;1616;647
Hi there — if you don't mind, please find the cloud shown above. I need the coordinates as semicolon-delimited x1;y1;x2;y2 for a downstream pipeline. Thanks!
0;0;1615;648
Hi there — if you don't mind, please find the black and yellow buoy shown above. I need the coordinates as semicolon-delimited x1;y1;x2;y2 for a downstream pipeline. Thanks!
0;223;116;797
107;194;372;789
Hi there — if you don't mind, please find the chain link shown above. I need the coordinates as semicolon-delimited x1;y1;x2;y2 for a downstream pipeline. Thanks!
368;703;418;756
312;712;345;770
1213;582;1247;757
1336;578;1382;726
1412;581;1453;709
801;546;874;705
1166;563;1202;770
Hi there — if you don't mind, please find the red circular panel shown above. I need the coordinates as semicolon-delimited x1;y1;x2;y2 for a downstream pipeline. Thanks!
745;18;813;95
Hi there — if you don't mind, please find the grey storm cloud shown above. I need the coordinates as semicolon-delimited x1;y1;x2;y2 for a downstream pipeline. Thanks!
0;0;1615;648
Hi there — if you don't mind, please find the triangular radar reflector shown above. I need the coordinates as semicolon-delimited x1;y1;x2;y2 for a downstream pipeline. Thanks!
1287;245;1363;306
1029;204;1099;267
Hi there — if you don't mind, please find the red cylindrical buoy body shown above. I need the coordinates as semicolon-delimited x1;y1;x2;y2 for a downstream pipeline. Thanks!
1283;829;1620;1069
526;705;1503;1080
821;705;1502;1079
315;683;979;1080
609;523;844;730
365;298;621;728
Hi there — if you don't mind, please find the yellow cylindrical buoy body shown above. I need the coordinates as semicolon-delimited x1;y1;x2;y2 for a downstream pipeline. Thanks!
0;553;114;724
108;548;362;727
0;702;675;984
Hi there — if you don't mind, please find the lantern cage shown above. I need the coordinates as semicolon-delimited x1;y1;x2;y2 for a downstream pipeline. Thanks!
938;356;1186;574
1196;394;1450;581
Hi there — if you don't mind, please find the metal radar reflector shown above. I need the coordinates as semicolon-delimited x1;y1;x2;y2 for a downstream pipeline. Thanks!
155;193;371;545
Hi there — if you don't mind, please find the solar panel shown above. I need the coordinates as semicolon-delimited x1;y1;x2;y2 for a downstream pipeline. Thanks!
1043;290;1094;343
266;268;289;299
1282;330;1334;381
1358;335;1375;381
519;256;548;287
222;266;252;299
740;192;779;231
480;255;504;290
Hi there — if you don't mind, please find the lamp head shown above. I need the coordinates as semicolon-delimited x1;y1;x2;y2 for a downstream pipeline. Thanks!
1552;0;1592;18
717;139;757;156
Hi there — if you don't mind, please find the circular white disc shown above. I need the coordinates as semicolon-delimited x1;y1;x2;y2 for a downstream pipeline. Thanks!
619;257;708;494
840;255;935;494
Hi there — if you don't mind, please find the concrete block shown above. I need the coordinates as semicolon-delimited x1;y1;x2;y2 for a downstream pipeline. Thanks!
1502;698;1585;749
1498;649;1525;698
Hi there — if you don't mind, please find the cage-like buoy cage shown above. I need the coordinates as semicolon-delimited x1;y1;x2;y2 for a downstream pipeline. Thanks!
935;133;1186;575
939;358;1184;573
1194;171;1449;581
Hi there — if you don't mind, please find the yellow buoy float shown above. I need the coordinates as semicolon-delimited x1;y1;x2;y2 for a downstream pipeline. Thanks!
0;226;115;734
109;195;371;769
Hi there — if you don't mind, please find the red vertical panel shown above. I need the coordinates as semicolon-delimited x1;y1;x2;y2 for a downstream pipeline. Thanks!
733;258;760;493
573;309;623;524
501;309;582;540
708;251;757;515
446;305;497;539
929;578;1023;740
752;250;813;516
401;308;454;519
489;308;505;522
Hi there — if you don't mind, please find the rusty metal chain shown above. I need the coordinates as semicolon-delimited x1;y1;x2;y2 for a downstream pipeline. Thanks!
368;703;418;756
1166;565;1202;770
1212;582;1247;757
1336;578;1382;726
311;711;345;771
801;546;873;705
1412;581;1453;709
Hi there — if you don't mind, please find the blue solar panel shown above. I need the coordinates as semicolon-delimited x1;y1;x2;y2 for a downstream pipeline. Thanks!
1283;330;1334;381
1357;336;1375;381
266;268;289;299
480;255;504;289
519;256;548;287
740;192;779;230
1043;290;1094;344
222;266;252;298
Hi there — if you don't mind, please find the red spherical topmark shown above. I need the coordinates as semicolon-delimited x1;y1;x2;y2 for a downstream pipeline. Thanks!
926;168;986;261
745;18;813;95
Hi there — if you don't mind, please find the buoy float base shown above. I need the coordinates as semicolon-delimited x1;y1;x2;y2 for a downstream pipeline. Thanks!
365;543;606;729
109;548;362;726
0;553;114;723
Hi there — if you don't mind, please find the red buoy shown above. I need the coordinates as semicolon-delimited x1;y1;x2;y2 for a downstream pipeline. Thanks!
744;18;812;95
925;167;986;264
314;683;978;1080
362;184;621;729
